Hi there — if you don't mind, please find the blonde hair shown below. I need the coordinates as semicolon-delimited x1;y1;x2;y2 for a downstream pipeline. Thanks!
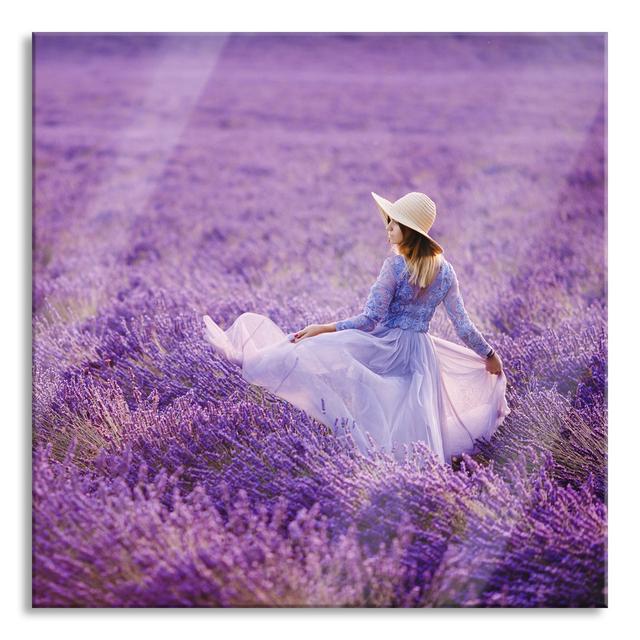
387;217;444;299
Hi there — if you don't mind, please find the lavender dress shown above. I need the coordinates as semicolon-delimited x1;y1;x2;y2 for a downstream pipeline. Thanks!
203;253;510;464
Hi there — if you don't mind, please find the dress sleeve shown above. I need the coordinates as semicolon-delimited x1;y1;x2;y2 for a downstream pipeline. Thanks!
335;256;397;332
442;264;493;358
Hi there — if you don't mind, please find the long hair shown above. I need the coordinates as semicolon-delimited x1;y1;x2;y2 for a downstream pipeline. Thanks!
388;217;444;299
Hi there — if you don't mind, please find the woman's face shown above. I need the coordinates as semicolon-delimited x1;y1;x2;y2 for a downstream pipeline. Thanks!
386;217;403;245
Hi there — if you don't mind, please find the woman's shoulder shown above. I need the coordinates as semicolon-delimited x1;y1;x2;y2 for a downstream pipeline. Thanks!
387;252;406;275
379;251;403;268
440;255;454;281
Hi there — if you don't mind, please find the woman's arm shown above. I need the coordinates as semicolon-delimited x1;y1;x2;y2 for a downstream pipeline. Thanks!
334;256;397;332
442;264;494;358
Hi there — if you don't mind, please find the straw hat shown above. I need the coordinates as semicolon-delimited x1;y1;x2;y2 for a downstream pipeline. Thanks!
371;191;443;252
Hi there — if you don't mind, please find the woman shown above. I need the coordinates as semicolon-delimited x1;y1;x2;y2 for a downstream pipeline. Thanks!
203;191;509;464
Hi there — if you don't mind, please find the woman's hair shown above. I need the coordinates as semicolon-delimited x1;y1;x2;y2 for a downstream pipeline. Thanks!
387;216;444;299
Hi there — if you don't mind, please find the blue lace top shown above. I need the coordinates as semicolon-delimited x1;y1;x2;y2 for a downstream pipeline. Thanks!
335;254;493;358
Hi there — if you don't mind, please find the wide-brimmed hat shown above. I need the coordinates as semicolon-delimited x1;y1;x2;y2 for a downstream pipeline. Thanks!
371;191;443;252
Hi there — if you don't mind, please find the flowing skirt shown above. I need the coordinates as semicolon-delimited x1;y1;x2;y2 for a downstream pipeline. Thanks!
202;312;510;464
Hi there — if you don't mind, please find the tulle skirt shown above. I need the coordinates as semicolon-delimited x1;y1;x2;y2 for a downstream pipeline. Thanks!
202;312;510;464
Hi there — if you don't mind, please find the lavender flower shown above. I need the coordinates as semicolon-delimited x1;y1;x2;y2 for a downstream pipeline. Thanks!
33;32;606;607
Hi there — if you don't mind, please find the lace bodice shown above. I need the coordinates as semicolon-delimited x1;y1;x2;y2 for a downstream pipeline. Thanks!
335;254;493;358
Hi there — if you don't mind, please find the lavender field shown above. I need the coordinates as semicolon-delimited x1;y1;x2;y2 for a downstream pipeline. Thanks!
32;33;607;607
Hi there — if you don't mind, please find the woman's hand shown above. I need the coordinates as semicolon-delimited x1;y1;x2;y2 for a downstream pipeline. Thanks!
291;324;328;343
485;352;503;375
